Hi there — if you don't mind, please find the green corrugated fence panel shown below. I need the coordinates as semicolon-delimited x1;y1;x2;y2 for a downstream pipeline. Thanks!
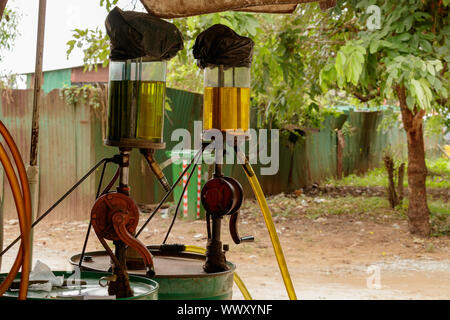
42;69;72;94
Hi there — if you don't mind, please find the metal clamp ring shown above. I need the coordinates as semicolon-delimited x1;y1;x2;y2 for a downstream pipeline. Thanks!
99;275;117;287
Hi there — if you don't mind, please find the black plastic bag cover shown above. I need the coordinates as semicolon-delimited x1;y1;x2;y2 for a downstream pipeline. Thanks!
105;7;183;61
193;24;254;69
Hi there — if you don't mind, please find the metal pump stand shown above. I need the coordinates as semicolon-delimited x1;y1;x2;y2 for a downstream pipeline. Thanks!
109;148;133;298
201;138;254;273
203;161;228;273
90;148;159;298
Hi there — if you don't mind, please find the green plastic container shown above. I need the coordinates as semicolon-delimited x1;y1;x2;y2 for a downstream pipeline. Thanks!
166;149;206;220
0;271;158;300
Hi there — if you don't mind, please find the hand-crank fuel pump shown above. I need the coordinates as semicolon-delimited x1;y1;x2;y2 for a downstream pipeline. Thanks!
196;25;256;273
89;59;171;298
195;26;296;300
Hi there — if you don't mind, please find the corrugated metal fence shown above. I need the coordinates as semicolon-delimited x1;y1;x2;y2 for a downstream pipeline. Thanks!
0;88;441;221
1;89;95;222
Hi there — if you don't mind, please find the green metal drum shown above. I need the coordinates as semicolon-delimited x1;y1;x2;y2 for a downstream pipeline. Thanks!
154;262;235;300
0;271;158;300
70;249;235;300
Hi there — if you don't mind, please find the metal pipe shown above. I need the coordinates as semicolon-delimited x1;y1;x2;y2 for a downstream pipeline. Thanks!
78;161;111;269
113;149;132;296
140;148;171;192
101;167;120;196
117;148;131;195
211;216;221;242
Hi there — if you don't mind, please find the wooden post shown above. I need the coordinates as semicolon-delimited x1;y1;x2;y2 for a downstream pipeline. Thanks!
30;0;47;166
28;0;47;266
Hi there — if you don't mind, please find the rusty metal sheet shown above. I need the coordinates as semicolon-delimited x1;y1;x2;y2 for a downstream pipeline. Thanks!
139;0;334;18
237;4;297;13
71;66;109;84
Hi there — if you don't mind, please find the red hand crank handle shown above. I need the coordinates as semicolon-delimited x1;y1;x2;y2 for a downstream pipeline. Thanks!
229;211;254;245
112;213;155;277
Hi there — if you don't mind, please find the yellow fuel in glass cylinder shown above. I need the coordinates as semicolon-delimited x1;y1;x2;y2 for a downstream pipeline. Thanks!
203;66;250;133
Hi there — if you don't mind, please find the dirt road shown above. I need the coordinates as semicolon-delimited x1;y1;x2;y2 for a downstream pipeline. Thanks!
1;196;449;300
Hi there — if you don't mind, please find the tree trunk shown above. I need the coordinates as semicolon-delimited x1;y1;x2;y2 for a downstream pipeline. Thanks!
336;129;345;179
396;85;431;236
383;153;398;208
0;0;8;21
397;162;405;204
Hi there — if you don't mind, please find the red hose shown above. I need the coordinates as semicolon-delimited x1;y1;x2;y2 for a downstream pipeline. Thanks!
0;121;31;300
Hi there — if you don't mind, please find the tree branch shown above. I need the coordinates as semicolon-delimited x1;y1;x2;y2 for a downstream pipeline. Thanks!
352;90;379;102
441;61;448;77
436;98;448;106
412;108;425;132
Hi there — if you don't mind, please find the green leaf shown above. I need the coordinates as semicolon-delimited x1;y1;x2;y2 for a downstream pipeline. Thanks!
396;33;412;42
410;78;432;111
335;51;346;78
426;62;436;76
419;39;432;53
369;40;380;54
406;95;415;109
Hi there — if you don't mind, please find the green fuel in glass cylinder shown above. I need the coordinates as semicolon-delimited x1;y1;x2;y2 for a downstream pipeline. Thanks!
106;60;167;144
107;80;134;140
136;81;165;141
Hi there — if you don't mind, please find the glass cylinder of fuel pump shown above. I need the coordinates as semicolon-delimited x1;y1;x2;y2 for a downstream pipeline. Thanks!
106;60;166;146
203;66;250;133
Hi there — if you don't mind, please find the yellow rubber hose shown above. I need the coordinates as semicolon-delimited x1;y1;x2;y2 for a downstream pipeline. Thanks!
240;158;297;300
232;272;252;301
184;245;207;255
184;245;253;300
